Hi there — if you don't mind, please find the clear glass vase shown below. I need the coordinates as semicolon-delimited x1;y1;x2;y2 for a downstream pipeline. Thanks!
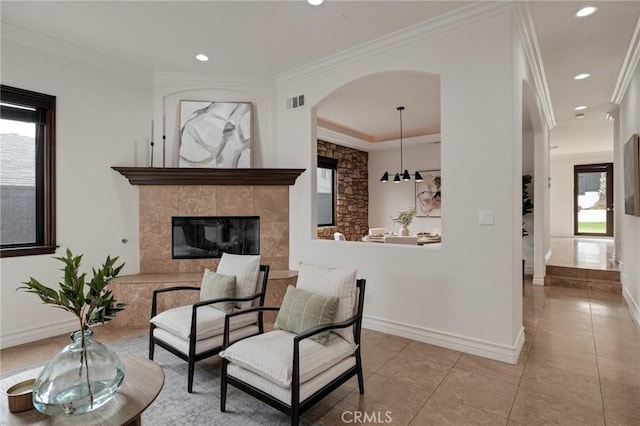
33;329;125;416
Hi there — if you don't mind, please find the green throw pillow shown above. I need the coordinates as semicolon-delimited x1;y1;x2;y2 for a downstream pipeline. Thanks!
200;269;236;313
275;285;340;345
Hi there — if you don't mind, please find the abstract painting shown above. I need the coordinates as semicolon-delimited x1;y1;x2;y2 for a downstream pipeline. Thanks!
179;101;252;168
623;134;640;216
415;170;441;217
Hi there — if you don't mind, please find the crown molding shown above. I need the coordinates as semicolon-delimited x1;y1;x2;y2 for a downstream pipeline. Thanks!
1;23;152;82
611;14;640;104
514;2;556;130
317;126;440;153
154;72;275;88
275;2;513;87
317;127;373;152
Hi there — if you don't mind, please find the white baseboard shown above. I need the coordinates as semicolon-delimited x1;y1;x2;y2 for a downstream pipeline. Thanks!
0;319;77;349
623;286;640;326
363;315;524;364
532;275;545;285
524;266;534;275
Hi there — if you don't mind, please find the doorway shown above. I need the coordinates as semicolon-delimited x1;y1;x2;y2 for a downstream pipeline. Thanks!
574;163;613;236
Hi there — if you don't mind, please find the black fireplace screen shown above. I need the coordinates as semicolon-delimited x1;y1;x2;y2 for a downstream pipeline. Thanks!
172;216;260;259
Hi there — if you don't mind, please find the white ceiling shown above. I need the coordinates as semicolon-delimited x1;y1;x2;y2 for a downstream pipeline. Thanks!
1;1;638;155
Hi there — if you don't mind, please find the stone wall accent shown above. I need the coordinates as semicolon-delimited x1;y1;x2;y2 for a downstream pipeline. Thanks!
317;140;368;242
139;185;289;273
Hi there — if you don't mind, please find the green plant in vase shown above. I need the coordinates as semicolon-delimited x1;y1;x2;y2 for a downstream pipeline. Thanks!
392;208;416;236
18;249;126;415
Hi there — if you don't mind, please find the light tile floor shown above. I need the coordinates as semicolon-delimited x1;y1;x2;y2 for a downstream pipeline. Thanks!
2;281;638;425
548;237;618;271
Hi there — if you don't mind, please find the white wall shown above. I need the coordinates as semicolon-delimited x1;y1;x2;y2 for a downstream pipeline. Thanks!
550;151;613;237
369;139;441;235
618;63;640;324
276;7;530;363
0;39;152;346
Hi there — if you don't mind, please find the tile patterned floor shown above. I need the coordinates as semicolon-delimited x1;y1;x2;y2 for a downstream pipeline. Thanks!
1;281;638;425
548;237;618;271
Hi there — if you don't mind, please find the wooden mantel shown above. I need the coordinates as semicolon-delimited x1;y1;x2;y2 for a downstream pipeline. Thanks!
112;167;305;186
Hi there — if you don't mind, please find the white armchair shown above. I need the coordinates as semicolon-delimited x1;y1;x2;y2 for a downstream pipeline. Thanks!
149;253;269;393
219;263;366;426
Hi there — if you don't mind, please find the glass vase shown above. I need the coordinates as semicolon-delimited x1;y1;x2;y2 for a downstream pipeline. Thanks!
33;329;125;416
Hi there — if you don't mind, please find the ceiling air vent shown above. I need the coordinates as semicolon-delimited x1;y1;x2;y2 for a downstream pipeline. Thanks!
286;94;305;110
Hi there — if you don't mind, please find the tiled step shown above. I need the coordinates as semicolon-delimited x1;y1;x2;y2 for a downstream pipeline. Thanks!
545;265;621;293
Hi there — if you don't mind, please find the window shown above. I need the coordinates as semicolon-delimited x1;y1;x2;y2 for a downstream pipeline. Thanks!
317;156;338;226
1;85;56;257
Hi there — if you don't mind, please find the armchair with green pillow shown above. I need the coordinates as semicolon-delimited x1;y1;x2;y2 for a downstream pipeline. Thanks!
149;253;270;393
219;263;366;426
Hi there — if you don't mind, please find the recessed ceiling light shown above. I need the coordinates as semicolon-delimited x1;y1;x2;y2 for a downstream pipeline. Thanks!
574;73;590;80
575;113;585;119
196;54;209;62
308;0;323;5
575;105;587;111
576;6;597;17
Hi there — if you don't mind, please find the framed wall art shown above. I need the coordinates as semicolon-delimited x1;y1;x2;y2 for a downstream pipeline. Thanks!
415;170;441;217
623;134;640;216
178;101;252;168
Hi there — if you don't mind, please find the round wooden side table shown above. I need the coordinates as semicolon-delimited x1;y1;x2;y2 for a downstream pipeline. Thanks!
1;355;164;425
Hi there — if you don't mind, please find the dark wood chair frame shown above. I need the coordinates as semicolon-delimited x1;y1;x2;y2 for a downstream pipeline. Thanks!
149;264;270;393
220;279;366;426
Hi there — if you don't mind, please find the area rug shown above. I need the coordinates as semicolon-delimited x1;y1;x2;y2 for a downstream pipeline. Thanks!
5;334;323;425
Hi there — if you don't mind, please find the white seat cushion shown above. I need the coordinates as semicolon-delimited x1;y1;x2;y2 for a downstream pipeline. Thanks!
296;263;357;343
154;325;259;355
219;329;356;388
150;305;256;341
217;253;261;309
227;356;356;404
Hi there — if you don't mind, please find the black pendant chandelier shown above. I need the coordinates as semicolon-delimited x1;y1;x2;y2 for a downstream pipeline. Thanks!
380;106;423;183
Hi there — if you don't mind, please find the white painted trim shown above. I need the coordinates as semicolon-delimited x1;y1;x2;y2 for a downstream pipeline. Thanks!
1;319;77;349
363;315;524;364
1;24;152;82
276;2;513;86
317;127;372;152
513;2;556;129
532;275;545;286
524;266;534;275
317;127;441;153
623;286;640;326
612;15;640;104
545;249;552;264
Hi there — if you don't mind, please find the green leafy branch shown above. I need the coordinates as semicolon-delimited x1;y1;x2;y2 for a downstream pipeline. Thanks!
18;248;126;331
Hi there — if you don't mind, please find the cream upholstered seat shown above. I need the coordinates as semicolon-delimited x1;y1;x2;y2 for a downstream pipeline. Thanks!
219;263;366;426
149;253;269;393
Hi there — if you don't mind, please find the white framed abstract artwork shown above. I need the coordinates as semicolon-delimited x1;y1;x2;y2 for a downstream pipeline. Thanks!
415;170;441;217
178;101;252;168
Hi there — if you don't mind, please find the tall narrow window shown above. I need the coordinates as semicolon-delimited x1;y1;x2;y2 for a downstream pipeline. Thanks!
317;156;338;227
1;85;56;257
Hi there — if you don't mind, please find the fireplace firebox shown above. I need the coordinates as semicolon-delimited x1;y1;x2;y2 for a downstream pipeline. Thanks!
172;216;259;259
